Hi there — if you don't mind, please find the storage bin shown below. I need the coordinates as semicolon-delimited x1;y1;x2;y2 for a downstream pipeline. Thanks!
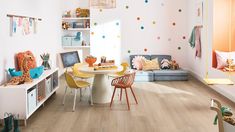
71;37;82;46
45;77;52;96
27;86;37;114
62;37;72;46
37;80;46;103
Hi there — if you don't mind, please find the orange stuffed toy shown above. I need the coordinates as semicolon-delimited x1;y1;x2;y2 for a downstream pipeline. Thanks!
16;51;36;71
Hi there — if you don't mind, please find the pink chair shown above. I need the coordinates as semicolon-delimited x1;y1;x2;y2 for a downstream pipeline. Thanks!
110;72;138;110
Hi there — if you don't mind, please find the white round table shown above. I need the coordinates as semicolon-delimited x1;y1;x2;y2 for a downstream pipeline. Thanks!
79;66;121;104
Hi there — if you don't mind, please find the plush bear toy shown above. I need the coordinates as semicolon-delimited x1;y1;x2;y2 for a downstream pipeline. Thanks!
170;60;179;70
76;8;90;17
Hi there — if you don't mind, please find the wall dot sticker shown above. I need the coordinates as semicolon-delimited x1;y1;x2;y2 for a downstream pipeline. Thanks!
182;36;186;39
137;17;140;20
91;32;94;35
128;50;131;53
145;0;148;3
125;5;129;9
99;9;103;12
94;22;98;26
144;48;148;52
168;38;171;41
172;22;176;26
157;36;160;40
102;35;105;39
178;47;181;50
116;22;119;26
161;3;164;6
178;9;182;12
140;26;144;30
152;21;156;24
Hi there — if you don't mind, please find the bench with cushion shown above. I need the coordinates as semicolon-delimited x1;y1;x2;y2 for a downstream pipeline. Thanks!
130;55;188;82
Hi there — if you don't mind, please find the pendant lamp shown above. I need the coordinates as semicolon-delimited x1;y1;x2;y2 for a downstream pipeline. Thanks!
90;0;116;9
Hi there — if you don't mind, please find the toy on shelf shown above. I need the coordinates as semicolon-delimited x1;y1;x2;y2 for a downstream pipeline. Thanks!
63;11;71;18
7;54;33;85
62;22;70;30
40;53;51;70
224;59;235;72
8;66;44;79
85;55;97;67
170;60;180;70
76;8;90;17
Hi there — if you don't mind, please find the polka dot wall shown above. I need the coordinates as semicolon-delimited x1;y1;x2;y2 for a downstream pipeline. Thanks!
90;0;188;66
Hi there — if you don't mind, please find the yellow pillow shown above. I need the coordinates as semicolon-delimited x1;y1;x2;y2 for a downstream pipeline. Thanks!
142;58;160;71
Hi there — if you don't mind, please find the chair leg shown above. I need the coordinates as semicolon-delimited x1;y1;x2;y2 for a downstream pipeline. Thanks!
90;86;93;105
80;89;82;102
125;88;130;110
110;87;117;108
130;86;138;104
62;86;68;105
73;89;78;112
120;89;122;101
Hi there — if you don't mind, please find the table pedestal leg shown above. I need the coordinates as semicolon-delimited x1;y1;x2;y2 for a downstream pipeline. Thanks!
92;74;112;104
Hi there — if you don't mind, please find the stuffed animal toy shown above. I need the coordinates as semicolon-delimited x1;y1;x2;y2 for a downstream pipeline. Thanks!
170;60;179;70
8;66;44;79
76;8;90;17
214;106;235;126
7;54;33;85
62;22;70;30
161;59;171;69
63;11;71;18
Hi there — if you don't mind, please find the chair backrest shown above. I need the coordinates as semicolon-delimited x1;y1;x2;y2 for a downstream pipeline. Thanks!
72;63;84;76
64;71;78;88
112;71;136;87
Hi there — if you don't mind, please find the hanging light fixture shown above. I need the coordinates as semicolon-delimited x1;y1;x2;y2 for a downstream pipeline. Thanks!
90;0;116;9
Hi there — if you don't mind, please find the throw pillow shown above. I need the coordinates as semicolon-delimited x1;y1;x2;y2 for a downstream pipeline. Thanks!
161;59;171;69
215;50;235;69
132;56;146;70
16;51;37;71
142;58;160;71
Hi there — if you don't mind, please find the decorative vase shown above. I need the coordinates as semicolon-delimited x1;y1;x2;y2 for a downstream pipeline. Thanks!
85;57;97;67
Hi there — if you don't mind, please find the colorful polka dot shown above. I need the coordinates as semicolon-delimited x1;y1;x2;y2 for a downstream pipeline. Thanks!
141;26;144;30
137;17;140;20
144;48;148;52
157;36;160;40
102;35;105;39
182;36;186;39
168;38;172;41
161;3;164;6
152;21;156;24
94;22;98;26
128;50;131;53
145;0;148;3
91;32;94;35
178;9;182;12
99;9;103;12
116;22;119;26
172;22;176;26
125;5;129;9
178;47;181;50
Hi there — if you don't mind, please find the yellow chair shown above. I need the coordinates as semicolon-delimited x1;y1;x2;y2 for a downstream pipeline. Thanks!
62;71;93;111
72;63;94;79
109;62;129;78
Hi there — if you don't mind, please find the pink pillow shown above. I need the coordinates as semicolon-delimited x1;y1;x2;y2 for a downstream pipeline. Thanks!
132;56;146;70
215;50;235;69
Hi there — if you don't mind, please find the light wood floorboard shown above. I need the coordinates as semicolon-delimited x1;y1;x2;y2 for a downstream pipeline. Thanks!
2;76;235;132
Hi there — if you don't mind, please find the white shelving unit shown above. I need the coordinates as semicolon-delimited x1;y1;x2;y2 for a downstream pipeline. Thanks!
0;68;59;126
62;17;90;20
65;28;90;31
62;46;90;49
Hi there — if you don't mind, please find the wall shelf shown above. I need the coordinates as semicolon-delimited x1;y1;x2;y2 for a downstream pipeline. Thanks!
62;17;90;20
65;28;90;31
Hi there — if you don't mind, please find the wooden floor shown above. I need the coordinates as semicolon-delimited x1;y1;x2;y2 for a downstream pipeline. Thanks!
3;76;235;132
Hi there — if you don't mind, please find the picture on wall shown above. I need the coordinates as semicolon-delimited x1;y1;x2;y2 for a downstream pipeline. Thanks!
195;1;203;25
9;16;38;36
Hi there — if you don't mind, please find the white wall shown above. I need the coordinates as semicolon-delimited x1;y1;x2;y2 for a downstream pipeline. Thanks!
186;0;235;102
0;0;63;84
90;0;188;67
